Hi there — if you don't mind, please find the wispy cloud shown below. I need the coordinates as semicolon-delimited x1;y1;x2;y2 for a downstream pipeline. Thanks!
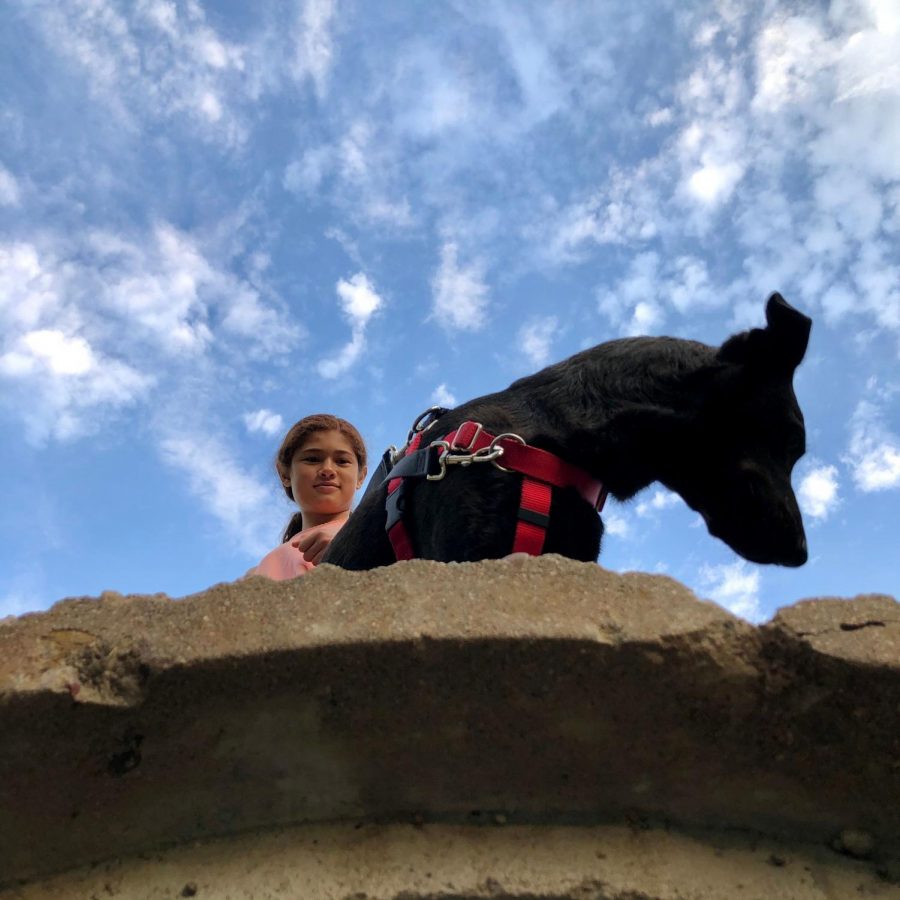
517;316;558;368
699;560;762;622
597;252;723;335
317;272;384;379
23;0;249;143
635;489;682;518
291;0;338;98
243;408;284;437
0;239;156;442
430;242;489;332
0;164;20;206
284;121;414;227
431;382;457;407
0;330;152;444
845;382;900;491
603;510;631;539
158;432;275;558
0;222;298;443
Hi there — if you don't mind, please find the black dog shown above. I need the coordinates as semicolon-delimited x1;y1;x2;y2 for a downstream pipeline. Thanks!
324;293;811;570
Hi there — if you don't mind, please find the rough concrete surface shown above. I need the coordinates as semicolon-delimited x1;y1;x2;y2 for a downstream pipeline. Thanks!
0;555;898;898
3;822;898;900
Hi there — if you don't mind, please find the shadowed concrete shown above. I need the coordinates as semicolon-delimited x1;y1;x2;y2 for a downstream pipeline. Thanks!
1;555;898;897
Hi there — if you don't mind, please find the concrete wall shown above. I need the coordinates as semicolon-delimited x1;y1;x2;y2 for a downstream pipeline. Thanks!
1;556;898;898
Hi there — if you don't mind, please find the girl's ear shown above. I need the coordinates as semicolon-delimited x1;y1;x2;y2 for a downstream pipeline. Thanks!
357;466;368;489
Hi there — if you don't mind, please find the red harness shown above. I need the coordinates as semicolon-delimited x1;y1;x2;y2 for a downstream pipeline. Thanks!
384;419;607;561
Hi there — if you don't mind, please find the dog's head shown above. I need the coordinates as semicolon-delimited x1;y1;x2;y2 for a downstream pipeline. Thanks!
666;293;811;567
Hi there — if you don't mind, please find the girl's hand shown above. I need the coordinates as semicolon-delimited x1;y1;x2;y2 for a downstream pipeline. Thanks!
292;518;346;565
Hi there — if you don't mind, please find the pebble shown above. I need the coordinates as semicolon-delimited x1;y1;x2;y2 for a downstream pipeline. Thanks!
834;828;874;859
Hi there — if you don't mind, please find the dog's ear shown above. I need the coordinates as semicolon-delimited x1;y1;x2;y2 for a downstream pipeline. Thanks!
717;293;811;373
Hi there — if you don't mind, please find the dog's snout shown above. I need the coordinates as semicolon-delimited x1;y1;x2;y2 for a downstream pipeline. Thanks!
787;532;808;567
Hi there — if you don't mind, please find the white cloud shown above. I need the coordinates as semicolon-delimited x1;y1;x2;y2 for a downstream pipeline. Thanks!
90;226;213;354
317;330;365;380
431;383;457;407
138;0;177;37
753;17;831;114
845;386;900;491
542;164;664;263
635;490;682;518
686;160;744;205
598;252;724;335
6;329;95;376
603;510;631;538
598;252;661;334
336;272;382;327
430;242;489;332
285;123;413;228
159;433;274;557
291;0;337;98
29;0;247;143
284;146;333;194
797;463;841;520
646;107;673;126
0;164;20;206
86;224;298;356
0;223;298;442
0;329;153;444
317;273;384;379
699;560;762;622
243;408;284;437
518;316;558;368
0;243;62;330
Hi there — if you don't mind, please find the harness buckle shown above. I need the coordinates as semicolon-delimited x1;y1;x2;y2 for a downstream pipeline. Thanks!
450;421;483;453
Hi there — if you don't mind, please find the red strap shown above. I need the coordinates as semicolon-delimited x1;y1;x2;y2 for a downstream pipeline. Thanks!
387;432;424;560
388;519;415;561
442;423;606;510
513;478;552;555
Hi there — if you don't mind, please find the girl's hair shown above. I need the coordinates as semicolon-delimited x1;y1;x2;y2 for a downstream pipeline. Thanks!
275;414;367;542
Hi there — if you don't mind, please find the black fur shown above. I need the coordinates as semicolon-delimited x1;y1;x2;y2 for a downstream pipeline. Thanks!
324;293;811;570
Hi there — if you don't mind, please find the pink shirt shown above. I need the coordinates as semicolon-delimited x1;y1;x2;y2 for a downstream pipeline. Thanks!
246;536;316;581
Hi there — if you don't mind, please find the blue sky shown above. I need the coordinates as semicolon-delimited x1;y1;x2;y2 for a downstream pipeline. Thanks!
1;0;898;623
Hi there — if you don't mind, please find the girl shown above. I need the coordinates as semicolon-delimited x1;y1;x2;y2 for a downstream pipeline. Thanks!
247;414;368;580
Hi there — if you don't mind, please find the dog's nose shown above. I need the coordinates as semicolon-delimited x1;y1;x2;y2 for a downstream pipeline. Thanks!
785;534;807;567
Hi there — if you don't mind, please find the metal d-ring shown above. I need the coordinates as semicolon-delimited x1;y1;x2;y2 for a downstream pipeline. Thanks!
489;432;526;472
408;406;448;443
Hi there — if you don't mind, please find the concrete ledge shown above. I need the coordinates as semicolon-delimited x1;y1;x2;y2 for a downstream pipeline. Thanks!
1;556;898;891
4;822;897;899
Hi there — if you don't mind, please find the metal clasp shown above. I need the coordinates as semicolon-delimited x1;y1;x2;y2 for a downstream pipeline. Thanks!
425;441;452;481
425;429;527;480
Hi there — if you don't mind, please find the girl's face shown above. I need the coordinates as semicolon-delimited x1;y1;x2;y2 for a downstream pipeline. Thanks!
283;429;366;525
